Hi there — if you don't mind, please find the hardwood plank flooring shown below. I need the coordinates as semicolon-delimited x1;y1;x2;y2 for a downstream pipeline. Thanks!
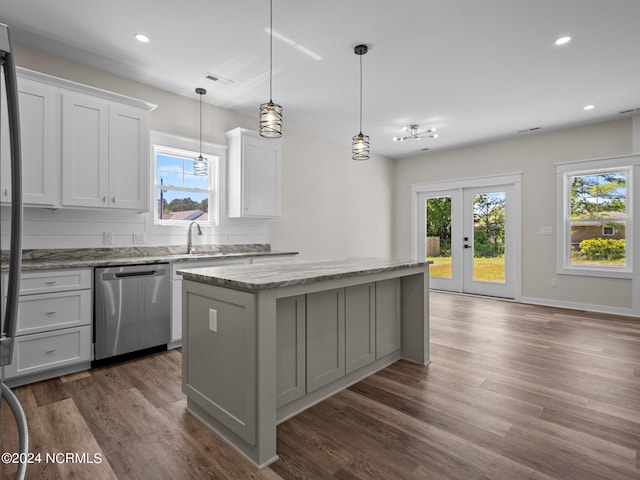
2;292;639;479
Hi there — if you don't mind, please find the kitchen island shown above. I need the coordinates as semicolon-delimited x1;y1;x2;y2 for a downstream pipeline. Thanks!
178;258;431;468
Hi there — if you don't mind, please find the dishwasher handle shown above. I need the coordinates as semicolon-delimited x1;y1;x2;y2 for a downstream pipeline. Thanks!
100;267;168;281
115;270;157;278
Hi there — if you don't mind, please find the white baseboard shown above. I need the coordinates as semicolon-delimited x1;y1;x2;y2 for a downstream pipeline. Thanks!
517;296;638;318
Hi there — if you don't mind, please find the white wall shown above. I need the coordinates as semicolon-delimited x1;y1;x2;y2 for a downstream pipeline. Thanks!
394;118;638;314
2;44;395;260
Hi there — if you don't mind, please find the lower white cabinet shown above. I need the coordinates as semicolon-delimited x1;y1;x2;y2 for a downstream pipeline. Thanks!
3;326;92;379
2;268;93;384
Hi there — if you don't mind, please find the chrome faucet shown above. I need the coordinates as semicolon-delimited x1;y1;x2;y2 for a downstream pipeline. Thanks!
187;221;203;254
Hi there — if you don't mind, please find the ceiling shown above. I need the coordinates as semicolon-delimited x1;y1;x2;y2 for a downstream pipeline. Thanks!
2;0;640;159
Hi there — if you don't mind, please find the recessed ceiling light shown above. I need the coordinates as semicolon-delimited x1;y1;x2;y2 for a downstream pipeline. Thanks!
135;33;150;43
555;36;572;46
584;104;595;110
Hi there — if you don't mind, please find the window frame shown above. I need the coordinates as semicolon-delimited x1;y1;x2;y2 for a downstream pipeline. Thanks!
151;134;221;226
556;156;638;279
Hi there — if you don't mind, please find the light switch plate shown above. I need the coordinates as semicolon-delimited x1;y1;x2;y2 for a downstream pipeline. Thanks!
539;226;553;235
133;232;145;244
209;309;218;332
103;232;114;245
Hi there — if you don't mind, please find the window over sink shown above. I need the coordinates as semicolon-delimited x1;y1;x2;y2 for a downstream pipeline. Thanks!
152;133;220;225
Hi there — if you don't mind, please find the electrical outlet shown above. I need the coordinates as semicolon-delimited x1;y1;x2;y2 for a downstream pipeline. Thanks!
103;232;114;245
133;232;145;244
209;309;218;332
551;277;559;287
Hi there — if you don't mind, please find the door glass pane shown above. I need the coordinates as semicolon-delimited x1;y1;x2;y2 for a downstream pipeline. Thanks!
425;196;452;278
472;192;505;283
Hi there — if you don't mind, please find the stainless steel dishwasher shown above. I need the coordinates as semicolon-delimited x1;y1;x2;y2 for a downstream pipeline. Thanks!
94;263;170;361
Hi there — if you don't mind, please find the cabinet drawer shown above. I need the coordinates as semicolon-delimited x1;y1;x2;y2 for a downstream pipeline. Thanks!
3;325;92;379
18;269;92;295
16;290;92;335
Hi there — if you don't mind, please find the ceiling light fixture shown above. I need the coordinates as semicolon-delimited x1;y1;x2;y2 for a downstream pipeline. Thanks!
194;88;208;176
352;44;369;161
554;35;571;46
259;0;283;138
583;104;595;110
393;125;438;142
135;33;150;43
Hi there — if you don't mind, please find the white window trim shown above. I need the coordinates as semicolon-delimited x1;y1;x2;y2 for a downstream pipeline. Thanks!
556;155;639;279
151;132;225;226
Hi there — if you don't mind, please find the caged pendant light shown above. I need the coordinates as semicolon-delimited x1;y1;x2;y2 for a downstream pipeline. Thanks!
194;87;208;176
259;0;283;138
352;44;369;161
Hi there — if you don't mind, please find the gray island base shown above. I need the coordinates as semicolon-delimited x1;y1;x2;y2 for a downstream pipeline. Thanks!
178;258;431;468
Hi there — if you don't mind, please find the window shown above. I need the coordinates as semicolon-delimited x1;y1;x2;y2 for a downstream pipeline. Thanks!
557;156;638;278
153;144;218;224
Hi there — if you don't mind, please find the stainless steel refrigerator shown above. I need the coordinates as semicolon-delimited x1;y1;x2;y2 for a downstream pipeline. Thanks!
0;22;29;480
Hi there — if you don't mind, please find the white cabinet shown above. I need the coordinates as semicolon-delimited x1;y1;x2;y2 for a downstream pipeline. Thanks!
61;92;149;210
1;67;153;211
1;269;92;385
1;76;57;206
226;128;281;217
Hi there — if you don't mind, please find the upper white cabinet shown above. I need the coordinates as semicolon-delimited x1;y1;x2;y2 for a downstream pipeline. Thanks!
225;128;281;217
61;92;109;208
1;67;154;211
1;76;58;206
61;93;149;210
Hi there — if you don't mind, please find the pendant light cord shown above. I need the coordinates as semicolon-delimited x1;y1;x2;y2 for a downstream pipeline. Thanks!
269;0;273;102
199;92;203;155
359;52;363;133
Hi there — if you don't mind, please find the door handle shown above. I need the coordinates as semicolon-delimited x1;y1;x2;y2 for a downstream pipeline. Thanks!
464;244;472;249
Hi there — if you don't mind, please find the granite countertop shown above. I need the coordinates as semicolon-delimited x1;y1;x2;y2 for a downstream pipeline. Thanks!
178;258;432;291
0;245;298;271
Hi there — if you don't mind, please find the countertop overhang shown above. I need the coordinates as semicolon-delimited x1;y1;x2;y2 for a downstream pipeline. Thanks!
178;258;432;291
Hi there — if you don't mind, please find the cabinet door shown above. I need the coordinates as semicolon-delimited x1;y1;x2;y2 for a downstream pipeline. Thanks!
61;92;109;208
20;80;58;205
276;295;306;407
345;283;376;374
376;278;402;358
109;104;149;210
242;134;281;217
306;288;345;392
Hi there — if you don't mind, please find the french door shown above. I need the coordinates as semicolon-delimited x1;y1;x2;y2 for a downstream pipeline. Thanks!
415;175;521;299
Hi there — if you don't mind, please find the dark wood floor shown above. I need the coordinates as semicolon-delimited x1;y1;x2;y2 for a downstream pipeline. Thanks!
2;292;639;479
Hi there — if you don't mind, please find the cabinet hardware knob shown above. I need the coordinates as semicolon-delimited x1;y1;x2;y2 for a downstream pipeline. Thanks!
45;349;57;354
103;196;106;202
112;196;116;203
3;188;7;196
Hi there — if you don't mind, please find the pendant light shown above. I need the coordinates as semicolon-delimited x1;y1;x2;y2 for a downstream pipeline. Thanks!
259;0;283;138
352;44;369;161
194;87;208;176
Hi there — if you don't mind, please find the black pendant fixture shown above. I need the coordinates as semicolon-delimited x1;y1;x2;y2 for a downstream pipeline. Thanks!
194;87;208;176
352;44;369;161
259;0;283;138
